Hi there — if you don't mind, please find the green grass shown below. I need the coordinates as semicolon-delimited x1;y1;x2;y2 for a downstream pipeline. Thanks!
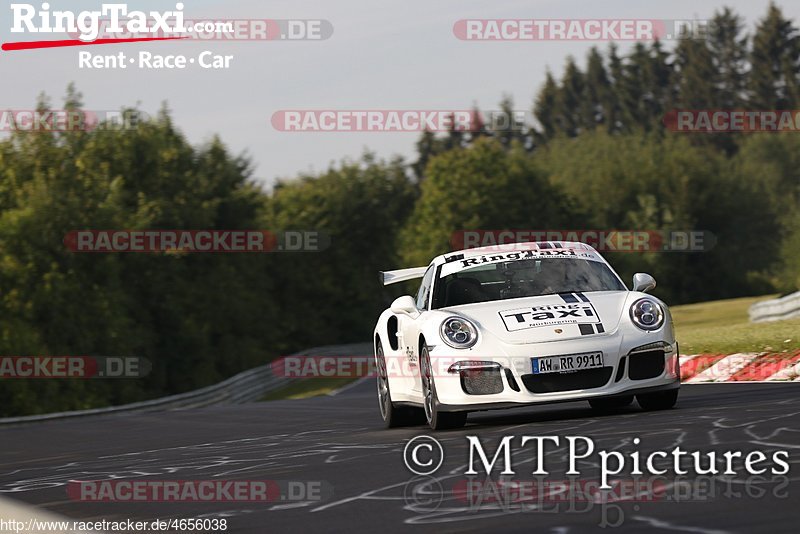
260;376;361;401
672;295;800;354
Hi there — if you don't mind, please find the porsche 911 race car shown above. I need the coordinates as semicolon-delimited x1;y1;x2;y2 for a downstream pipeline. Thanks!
374;241;679;430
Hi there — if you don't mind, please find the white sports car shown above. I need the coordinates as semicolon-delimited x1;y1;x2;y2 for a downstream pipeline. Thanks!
374;241;680;430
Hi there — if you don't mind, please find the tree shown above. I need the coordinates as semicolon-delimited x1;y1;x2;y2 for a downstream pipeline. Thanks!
554;57;585;137
582;47;611;130
492;95;527;148
399;138;574;266
412;130;443;180
0;89;276;415
621;43;654;128
709;8;749;109
264;155;417;346
534;70;559;141
749;2;800;109
605;44;627;133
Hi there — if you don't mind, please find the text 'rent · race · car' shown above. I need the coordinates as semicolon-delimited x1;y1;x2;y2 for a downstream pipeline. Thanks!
374;241;680;430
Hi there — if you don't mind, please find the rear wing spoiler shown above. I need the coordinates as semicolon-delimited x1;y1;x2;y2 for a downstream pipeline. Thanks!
379;267;427;286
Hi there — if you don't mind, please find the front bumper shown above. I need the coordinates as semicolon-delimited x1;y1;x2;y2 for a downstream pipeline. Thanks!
428;332;679;411
437;381;679;413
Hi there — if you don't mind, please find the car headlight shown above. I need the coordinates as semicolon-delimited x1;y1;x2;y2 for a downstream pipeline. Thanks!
630;298;665;331
440;316;479;348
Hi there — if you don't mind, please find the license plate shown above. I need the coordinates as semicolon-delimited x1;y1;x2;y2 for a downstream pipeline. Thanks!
532;352;604;374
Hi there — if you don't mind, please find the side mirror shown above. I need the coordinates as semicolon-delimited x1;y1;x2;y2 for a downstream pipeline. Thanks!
391;295;419;316
632;273;657;293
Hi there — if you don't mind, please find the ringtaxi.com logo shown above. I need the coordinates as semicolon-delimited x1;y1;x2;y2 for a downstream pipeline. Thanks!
7;3;333;44
4;3;332;73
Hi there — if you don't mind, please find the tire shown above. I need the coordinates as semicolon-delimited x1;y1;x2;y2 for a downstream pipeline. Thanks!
420;345;467;430
637;389;679;411
589;395;634;411
376;340;424;428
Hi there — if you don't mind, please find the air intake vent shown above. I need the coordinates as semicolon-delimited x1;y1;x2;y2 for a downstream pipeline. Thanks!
460;369;504;395
628;350;665;380
521;368;613;393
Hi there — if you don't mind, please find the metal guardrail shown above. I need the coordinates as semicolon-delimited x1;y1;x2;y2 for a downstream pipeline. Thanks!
749;291;800;323
0;342;373;425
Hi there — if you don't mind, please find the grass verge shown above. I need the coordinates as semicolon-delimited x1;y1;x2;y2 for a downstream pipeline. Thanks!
260;376;362;401
672;294;800;354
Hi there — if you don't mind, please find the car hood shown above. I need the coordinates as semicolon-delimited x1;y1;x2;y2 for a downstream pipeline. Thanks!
448;291;630;345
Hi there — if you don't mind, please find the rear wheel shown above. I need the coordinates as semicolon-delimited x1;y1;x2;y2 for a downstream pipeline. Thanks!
637;389;679;411
376;340;423;427
420;345;467;430
589;395;634;411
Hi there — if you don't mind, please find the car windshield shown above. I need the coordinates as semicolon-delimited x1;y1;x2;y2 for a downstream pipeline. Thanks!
432;257;626;309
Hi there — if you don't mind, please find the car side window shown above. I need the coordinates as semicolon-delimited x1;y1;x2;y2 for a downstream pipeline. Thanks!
415;266;435;311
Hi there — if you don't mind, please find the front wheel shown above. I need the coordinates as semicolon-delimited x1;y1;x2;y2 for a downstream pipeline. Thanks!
376;340;424;427
420;345;467;430
637;389;679;411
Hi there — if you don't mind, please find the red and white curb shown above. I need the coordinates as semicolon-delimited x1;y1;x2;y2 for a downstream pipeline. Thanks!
679;351;800;383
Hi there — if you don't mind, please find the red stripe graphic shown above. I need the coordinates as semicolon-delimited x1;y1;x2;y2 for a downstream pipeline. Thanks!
1;37;186;52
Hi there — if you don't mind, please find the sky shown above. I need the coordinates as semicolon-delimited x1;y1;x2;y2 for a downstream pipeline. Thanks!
1;0;798;187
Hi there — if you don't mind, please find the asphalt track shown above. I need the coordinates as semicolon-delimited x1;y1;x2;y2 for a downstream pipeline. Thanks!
1;381;799;533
